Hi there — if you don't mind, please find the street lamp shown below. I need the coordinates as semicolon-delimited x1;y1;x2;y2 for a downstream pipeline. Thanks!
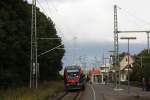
120;37;136;94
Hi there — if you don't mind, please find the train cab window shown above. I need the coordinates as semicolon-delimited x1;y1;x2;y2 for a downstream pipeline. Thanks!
67;69;79;77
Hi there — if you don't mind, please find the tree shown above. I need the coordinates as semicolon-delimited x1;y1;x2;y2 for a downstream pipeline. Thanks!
0;0;65;87
130;49;150;82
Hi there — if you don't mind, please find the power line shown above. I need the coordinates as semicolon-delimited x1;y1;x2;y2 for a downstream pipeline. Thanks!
38;44;64;57
30;0;64;88
118;5;150;26
37;0;76;51
36;0;64;39
37;0;47;13
38;0;65;38
50;2;58;13
44;0;52;15
37;0;54;18
45;0;58;13
41;0;75;39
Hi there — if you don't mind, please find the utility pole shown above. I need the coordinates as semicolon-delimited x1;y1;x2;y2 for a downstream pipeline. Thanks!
120;37;136;94
104;58;109;85
141;56;143;69
30;0;38;88
113;5;150;90
114;5;121;90
147;32;150;54
108;50;116;85
104;58;106;85
73;37;77;65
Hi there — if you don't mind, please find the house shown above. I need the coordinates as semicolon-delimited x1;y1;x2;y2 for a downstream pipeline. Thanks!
100;63;112;84
119;54;134;82
88;67;101;84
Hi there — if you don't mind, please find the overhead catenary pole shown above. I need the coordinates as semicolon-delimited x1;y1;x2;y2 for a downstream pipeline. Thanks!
30;0;38;88
118;31;150;54
113;5;150;91
120;37;136;94
141;56;143;69
104;57;107;85
108;50;116;85
147;32;150;54
35;0;38;88
30;0;67;89
73;37;77;65
127;39;130;94
114;5;121;89
104;57;109;85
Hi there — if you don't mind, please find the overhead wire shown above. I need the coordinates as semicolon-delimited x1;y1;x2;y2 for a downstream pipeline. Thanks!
45;0;58;13
37;0;48;15
37;0;55;19
117;5;150;28
41;0;62;36
37;0;62;36
36;0;66;55
37;0;79;62
43;0;53;16
40;0;76;43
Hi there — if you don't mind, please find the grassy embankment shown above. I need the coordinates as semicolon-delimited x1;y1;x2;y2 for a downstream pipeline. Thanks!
0;81;64;100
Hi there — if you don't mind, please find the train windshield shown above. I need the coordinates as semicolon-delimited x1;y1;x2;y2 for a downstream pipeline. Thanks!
67;69;79;77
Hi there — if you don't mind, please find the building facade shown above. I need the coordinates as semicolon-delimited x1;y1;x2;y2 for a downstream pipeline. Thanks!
119;54;134;82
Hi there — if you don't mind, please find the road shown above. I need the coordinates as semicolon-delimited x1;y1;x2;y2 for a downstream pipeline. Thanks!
79;83;116;100
58;83;150;100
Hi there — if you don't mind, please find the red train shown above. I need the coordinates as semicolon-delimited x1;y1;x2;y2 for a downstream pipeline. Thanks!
64;65;86;91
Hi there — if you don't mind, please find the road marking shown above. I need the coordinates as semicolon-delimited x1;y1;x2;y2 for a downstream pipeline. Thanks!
88;84;96;100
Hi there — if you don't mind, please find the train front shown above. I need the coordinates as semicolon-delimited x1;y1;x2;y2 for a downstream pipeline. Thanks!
64;66;85;91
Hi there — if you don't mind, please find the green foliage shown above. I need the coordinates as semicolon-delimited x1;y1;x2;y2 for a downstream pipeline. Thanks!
130;49;150;82
0;0;65;87
0;81;64;100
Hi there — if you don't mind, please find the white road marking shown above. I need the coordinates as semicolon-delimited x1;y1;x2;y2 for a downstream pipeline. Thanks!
88;84;96;100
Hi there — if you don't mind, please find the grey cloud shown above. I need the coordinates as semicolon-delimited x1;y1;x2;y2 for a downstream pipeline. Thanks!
63;42;146;66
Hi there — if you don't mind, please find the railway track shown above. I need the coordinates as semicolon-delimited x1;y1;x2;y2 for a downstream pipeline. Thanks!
56;91;81;100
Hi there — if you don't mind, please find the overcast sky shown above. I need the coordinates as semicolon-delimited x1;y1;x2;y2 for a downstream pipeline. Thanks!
27;0;150;43
27;0;150;67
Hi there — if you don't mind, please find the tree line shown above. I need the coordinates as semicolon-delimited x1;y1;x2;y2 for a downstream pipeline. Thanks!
0;0;65;87
131;49;150;83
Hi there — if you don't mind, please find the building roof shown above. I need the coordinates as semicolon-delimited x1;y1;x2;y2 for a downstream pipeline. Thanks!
89;67;101;75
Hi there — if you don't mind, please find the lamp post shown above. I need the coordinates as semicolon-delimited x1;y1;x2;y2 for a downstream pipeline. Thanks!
120;37;136;94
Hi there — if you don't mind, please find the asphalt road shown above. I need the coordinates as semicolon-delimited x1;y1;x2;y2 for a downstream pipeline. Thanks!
79;83;150;100
59;83;150;100
79;83;113;100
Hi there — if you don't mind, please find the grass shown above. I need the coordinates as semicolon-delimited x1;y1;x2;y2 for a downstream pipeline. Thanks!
0;81;64;100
